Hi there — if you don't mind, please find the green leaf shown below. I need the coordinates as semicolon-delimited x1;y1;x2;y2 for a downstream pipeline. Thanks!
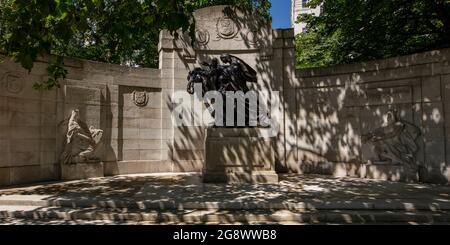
21;54;34;71
1;0;272;90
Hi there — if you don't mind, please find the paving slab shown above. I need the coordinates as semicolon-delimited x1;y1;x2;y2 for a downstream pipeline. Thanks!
0;173;448;214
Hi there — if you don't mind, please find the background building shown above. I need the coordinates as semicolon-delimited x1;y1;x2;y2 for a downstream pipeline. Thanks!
291;0;321;34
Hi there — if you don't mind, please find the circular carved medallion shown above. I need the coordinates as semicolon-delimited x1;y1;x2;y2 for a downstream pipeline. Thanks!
216;16;239;39
246;30;259;46
132;91;149;107
195;29;210;46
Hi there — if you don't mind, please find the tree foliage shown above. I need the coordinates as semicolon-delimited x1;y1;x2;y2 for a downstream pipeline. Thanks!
295;0;450;68
0;0;271;89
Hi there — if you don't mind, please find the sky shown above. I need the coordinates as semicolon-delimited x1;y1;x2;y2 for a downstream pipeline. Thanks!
270;0;291;29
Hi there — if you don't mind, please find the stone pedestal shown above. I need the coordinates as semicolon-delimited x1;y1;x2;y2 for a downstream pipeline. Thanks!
203;128;278;183
61;162;104;180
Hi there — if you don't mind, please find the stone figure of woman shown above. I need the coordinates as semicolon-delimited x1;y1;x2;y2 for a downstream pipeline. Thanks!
60;109;103;164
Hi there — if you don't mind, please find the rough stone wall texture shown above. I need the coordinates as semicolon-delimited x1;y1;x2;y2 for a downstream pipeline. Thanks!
0;5;449;186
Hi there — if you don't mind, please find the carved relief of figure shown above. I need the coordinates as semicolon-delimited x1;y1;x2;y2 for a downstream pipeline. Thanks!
60;109;103;164
362;109;421;167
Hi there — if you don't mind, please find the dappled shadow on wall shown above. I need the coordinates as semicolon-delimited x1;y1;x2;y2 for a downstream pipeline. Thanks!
294;49;450;184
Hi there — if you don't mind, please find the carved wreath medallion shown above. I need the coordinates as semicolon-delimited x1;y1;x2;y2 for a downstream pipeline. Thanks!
216;16;239;39
132;90;148;107
195;29;210;46
245;30;259;46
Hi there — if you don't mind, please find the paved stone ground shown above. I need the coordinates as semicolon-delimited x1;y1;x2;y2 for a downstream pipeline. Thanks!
1;173;449;203
0;173;449;224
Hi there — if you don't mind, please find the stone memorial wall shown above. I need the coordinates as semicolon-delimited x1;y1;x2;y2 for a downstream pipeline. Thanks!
0;5;448;186
293;49;450;183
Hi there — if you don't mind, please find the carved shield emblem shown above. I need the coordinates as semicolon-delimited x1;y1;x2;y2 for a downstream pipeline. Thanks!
132;91;148;107
217;17;238;39
1;72;24;94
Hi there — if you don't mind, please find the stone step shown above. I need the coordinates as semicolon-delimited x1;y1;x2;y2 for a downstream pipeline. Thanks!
2;218;450;225
1;195;450;211
1;206;450;224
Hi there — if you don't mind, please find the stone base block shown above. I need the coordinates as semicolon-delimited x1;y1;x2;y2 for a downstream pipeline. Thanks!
203;171;279;184
61;162;104;180
204;128;278;184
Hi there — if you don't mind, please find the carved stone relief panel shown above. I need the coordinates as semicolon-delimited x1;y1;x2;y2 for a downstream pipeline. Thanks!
361;109;421;167
189;5;273;53
60;109;104;165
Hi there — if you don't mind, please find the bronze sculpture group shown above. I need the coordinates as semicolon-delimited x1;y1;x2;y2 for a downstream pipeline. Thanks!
187;54;257;96
187;54;269;127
